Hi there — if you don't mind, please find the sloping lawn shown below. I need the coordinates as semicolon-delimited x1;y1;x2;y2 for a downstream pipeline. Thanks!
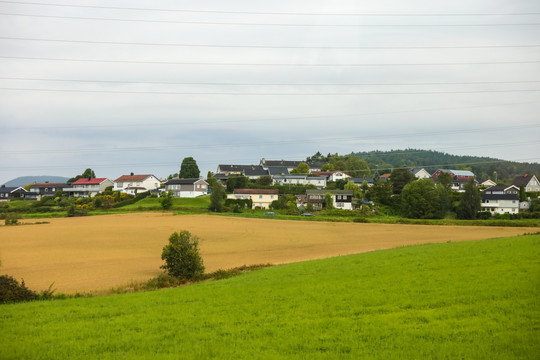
1;235;539;359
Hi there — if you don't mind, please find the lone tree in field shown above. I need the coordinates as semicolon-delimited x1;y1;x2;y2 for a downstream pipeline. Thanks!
179;157;200;179
161;231;205;280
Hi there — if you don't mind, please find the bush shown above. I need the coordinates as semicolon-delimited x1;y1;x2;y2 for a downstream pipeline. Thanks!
0;275;38;304
160;196;173;210
4;213;19;226
161;231;205;281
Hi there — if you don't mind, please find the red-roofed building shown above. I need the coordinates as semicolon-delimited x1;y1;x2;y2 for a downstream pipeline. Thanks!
64;178;113;197
113;174;161;195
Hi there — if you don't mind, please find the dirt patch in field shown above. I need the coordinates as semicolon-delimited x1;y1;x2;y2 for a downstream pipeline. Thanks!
0;213;533;293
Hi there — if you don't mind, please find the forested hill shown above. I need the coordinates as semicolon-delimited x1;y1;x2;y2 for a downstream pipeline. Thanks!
354;149;540;183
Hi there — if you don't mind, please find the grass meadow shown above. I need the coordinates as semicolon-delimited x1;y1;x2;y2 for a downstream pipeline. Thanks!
1;234;539;359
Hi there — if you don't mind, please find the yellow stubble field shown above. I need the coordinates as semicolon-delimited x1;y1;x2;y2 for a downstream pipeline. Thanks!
0;213;533;293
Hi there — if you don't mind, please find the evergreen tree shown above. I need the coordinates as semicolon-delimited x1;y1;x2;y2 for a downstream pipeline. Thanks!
390;167;416;194
179;157;200;178
209;184;225;212
457;179;481;219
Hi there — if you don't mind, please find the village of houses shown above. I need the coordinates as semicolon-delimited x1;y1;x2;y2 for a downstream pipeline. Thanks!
1;157;539;216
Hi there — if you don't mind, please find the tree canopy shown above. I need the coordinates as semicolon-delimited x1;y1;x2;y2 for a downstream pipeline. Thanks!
68;168;96;183
401;179;447;219
179;157;200;179
390;167;416;194
457;179;482;219
161;231;205;280
290;162;310;175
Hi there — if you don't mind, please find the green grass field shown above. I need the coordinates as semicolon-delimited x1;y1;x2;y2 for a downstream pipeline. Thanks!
1;234;539;359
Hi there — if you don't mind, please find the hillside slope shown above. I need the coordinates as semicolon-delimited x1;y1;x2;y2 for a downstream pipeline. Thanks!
355;149;540;182
4;175;70;187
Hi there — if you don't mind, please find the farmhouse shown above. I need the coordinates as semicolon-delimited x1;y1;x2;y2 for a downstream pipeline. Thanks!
113;174;161;195
165;178;209;198
64;178;114;198
227;189;278;209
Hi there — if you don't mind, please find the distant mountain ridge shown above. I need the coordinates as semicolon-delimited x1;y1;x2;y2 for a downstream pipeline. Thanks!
3;176;70;188
354;149;540;183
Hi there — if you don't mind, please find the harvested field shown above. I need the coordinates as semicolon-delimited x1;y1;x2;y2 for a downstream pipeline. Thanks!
0;213;533;293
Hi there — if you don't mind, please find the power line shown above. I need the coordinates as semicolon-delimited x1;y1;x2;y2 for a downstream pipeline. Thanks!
3;127;539;155
2;87;540;96
2;55;539;67
3;36;539;50
2;12;540;26
3;102;539;131
2;77;539;87
1;1;539;17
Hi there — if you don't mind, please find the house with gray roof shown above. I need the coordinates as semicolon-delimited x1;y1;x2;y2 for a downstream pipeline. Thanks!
260;158;326;173
0;185;28;201
165;178;209;198
272;175;327;189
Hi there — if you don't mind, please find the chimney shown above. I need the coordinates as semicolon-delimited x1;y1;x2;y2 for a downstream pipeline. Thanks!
131;172;134;176
88;176;91;181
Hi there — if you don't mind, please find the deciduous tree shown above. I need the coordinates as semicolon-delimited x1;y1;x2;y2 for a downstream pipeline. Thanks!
290;162;310;175
161;231;205;280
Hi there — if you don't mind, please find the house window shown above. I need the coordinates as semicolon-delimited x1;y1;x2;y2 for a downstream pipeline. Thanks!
259;195;263;199
270;195;274;199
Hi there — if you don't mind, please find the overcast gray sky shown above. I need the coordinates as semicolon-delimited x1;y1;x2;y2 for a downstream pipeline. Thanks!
1;0;539;183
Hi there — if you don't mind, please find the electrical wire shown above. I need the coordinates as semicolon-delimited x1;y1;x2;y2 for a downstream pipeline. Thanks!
3;36;539;50
1;1;539;17
2;12;540;26
2;55;539;67
2;87;539;95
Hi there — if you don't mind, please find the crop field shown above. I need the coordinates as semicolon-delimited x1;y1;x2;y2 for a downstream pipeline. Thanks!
1;235;538;359
0;213;534;293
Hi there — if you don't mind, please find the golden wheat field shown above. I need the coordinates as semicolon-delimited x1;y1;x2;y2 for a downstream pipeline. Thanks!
0;213;532;293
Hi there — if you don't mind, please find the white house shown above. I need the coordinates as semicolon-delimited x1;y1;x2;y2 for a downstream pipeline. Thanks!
227;189;278;209
272;175;327;189
481;194;520;215
479;179;497;188
165;178;209;198
512;174;540;192
64;178;114;198
481;185;520;215
113;174;161;195
304;190;353;210
312;171;352;182
411;168;431;179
